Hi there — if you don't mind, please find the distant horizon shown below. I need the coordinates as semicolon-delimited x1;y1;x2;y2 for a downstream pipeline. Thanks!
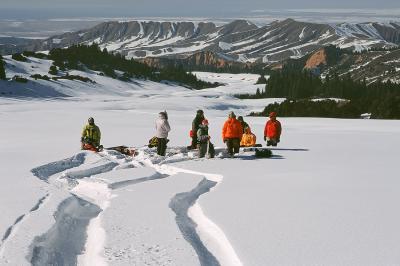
1;7;400;21
1;8;400;39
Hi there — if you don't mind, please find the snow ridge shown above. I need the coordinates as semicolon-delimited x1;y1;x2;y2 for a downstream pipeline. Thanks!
26;147;242;266
29;196;102;266
0;193;50;258
135;149;242;266
169;178;220;266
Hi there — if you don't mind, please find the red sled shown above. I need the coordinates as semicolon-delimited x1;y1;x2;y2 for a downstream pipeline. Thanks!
82;143;100;152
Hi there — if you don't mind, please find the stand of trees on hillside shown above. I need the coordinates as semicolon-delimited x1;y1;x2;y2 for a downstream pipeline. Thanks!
0;55;6;80
46;44;219;89
240;69;400;119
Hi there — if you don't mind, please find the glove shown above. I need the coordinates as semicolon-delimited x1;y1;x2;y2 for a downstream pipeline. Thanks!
263;136;266;141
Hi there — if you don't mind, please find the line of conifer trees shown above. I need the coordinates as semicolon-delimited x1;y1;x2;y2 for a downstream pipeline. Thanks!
241;69;400;119
47;44;219;90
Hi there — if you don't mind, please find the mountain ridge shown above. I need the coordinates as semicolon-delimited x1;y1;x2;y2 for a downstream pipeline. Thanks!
1;19;399;64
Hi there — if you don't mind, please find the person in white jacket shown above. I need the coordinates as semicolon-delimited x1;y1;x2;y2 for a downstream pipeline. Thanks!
155;111;171;156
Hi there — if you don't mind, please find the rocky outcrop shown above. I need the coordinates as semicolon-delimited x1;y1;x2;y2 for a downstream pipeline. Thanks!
304;49;327;69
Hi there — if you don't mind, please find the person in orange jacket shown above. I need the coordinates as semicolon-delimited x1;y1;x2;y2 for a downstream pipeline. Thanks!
240;126;257;147
222;111;243;157
264;112;282;146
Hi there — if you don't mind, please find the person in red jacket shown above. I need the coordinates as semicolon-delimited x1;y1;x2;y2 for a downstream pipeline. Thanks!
222;111;243;157
264;112;282;146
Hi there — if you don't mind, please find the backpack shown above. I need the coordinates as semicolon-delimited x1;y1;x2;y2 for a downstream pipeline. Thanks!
148;136;158;148
255;148;272;158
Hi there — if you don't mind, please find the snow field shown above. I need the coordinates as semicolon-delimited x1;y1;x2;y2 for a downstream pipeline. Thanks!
1;68;400;265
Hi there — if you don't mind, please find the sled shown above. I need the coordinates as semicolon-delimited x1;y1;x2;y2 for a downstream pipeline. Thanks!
106;146;137;156
241;147;273;158
82;143;103;152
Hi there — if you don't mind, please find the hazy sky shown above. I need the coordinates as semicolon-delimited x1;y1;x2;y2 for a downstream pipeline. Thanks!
1;0;400;18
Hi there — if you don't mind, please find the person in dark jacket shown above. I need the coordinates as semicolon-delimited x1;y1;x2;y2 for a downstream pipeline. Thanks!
237;116;249;133
197;119;215;158
190;109;205;149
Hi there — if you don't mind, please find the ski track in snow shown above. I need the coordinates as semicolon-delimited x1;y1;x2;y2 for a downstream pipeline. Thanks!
31;152;87;182
26;151;120;265
63;161;119;180
0;193;50;257
134;149;242;266
29;196;102;266
169;178;220;266
24;147;242;266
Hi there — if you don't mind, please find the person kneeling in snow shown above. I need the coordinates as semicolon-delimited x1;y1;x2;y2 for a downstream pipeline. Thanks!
81;117;102;151
155;111;171;156
240;127;257;147
222;111;243;157
264;112;282;146
197;119;215;158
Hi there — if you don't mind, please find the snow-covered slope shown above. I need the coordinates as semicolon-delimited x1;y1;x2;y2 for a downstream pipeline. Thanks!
1;59;400;265
4;19;400;64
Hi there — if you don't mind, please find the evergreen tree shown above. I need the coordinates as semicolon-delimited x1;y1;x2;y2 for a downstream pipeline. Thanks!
0;56;6;80
255;75;267;84
49;65;58;75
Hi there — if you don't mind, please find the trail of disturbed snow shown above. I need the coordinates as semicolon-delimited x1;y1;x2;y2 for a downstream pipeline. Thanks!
0;194;50;257
25;148;242;266
27;151;120;266
29;196;102;266
136;150;242;266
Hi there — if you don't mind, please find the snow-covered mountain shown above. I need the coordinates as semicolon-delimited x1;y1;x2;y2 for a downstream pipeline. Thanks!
3;19;399;64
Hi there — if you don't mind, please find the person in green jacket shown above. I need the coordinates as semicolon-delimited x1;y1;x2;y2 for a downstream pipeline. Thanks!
81;117;102;151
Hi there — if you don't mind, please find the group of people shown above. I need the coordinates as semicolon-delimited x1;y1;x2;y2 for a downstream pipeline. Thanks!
80;110;282;158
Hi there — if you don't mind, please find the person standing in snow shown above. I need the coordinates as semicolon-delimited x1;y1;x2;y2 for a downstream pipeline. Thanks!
197;119;215;158
81;117;102;151
222;111;243;157
237;116;249;133
240;127;257;147
264;112;282;146
155;111;171;156
189;109;205;149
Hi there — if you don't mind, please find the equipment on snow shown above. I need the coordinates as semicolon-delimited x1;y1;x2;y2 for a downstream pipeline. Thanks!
148;136;169;148
255;148;273;158
82;143;103;152
106;146;137;156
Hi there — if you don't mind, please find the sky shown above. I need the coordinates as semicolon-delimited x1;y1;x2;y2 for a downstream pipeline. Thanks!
1;0;400;18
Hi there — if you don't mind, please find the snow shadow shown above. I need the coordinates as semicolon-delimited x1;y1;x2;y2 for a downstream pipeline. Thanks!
236;154;285;160
267;148;309;151
169;178;220;266
28;196;101;266
1;215;24;244
108;172;168;190
63;161;118;180
0;80;69;98
31;153;86;182
0;193;49;255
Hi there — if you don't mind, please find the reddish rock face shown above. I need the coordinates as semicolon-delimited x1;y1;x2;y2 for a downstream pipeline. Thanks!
304;49;327;69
